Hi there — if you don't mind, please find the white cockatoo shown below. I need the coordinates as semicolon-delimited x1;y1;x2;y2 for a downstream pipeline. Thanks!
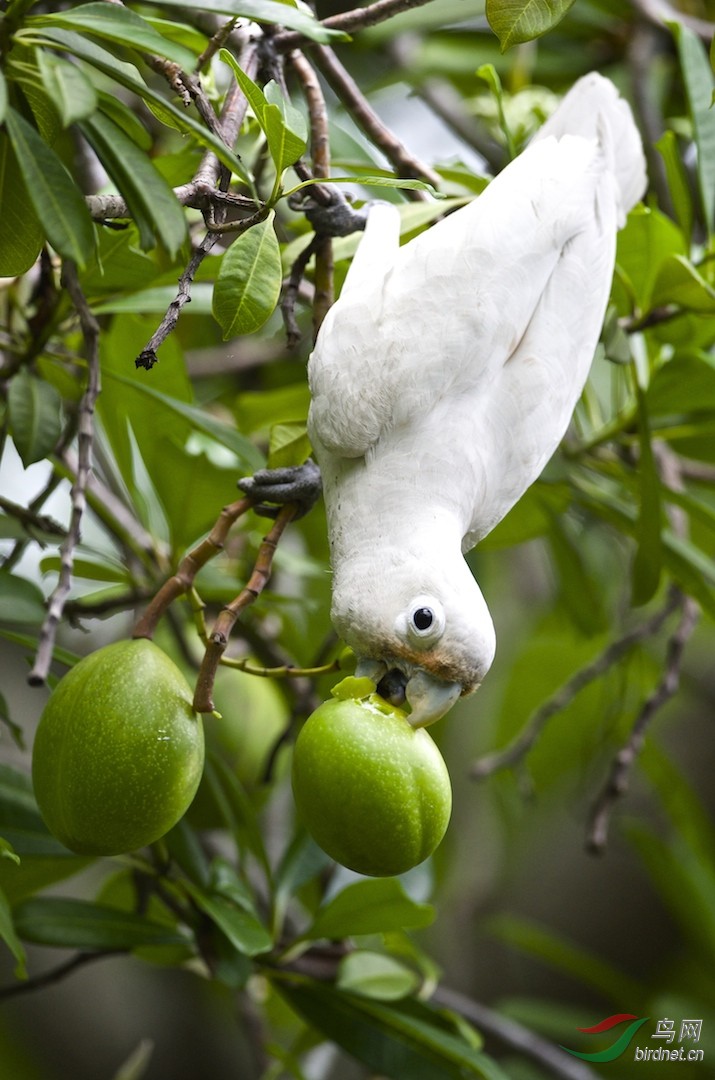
305;72;647;727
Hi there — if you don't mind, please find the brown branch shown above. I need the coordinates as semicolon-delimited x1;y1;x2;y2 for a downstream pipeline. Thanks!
196;16;239;72
133;496;254;640
29;266;101;686
274;0;438;50
312;45;440;195
193;504;297;712
471;588;682;780
587;593;699;853
0;951;122;1001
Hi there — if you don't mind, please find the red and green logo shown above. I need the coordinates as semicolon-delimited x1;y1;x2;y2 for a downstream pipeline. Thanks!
561;1014;650;1062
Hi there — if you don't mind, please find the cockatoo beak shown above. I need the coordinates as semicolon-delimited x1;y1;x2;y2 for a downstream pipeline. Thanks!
404;670;461;729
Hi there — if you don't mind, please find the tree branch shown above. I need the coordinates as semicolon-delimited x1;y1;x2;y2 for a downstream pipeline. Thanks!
311;45;441;194
274;0;439;50
471;588;682;780
29;266;101;686
587;593;699;853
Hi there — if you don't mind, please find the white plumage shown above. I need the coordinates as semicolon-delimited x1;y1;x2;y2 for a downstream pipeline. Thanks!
308;73;647;725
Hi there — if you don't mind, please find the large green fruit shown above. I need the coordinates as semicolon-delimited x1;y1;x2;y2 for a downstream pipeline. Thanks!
291;694;452;877
32;639;204;855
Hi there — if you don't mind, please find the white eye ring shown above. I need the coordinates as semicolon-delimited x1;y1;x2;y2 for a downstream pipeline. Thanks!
395;596;445;649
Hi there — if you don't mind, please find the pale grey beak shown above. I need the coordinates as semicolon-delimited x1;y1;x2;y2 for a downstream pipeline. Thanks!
405;670;461;728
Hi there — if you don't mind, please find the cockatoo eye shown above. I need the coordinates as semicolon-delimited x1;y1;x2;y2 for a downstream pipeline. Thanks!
395;597;445;648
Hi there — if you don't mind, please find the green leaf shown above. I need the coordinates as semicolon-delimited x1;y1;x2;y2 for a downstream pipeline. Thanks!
0;69;8;125
487;915;644;1005
7;368;62;467
183;879;272;957
475;64;516;158
614;206;687;314
213;212;282;337
648;352;715;415
36;51;97;126
0;571;46;625
0;692;24;749
655;130;694;242
267;421;312;470
148;0;348;44
285;174;444;200
13;897;191;949
0;887;27;979
79;110;187;256
275;976;508;1080
273;831;331;933
672;23;715;234
486;0;576;50
305;879;435;941
0;129;44;275
92;282;213;315
104;368;263;471
651;255;715;313
631;388;663;606
30;2;197;70
4;106;95;267
38;555;129;583
338;951;421;1002
18;29;250;184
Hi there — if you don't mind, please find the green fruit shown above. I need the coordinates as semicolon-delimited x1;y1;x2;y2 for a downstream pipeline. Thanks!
32;639;204;855
291;694;452;877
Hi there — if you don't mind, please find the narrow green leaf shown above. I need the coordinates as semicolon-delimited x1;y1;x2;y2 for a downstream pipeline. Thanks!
18;29;250;184
273;831;331;933
7;368;62;467
631;388;663;606
0;692;24;749
79;110;187;256
149;0;349;44
285;174;444;200
92;282;213;315
0;129;44;275
183;880;272;957
275;976;508;1080
475;65;516;158
36;51;97;126
655;131;694;242
651;254;715;313
306;879;435;942
104;369;264;471
486;0;576;50
39;556;129;583
4;106;95;266
263;81;307;173
0;69;7;124
213;212;282;337
30;2;197;69
13;898;191;949
672;23;715;234
338;951;421;1002
0;887;27;979
0;571;46;625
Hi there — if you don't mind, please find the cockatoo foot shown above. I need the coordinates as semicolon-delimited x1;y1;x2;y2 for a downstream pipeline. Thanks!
238;460;322;520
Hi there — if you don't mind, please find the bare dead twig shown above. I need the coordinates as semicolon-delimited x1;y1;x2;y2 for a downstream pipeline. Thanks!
29;266;101;686
470;587;682;780
587;593;699;853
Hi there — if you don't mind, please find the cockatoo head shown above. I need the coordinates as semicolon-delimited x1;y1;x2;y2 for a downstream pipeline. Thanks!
330;548;496;727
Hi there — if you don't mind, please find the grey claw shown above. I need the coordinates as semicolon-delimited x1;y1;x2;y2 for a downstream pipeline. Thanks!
238;460;322;519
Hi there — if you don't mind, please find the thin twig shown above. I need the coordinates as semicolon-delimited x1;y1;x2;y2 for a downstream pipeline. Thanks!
431;985;601;1080
274;0;438;50
289;49;335;336
132;496;254;639
587;593;699;853
312;45;440;194
0;951;122;1001
193;505;297;713
281;235;321;349
628;0;714;41
29;266;101;686
471;588;682;780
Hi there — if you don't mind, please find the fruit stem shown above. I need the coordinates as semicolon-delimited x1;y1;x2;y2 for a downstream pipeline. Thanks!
132;496;254;640
193;505;297;713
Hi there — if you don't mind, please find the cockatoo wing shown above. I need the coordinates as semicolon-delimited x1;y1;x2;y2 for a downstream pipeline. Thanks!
308;74;645;476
